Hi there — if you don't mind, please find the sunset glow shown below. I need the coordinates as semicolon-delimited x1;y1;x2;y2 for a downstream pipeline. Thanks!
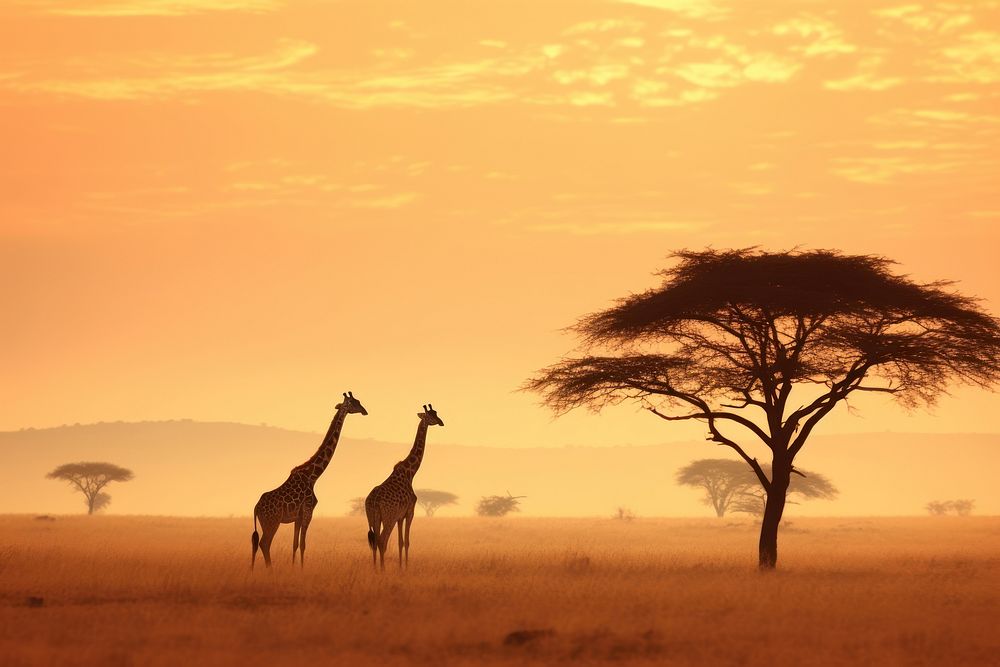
2;0;999;449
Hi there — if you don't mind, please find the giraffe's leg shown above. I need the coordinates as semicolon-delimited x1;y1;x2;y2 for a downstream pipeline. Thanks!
260;520;280;568
298;519;310;569
403;510;414;567
292;520;301;564
397;519;405;569
378;521;394;572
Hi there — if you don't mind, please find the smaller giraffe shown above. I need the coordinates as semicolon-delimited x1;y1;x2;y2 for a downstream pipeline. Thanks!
251;391;368;569
365;404;443;570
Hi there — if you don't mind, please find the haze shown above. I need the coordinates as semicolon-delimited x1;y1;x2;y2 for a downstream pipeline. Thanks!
2;0;998;452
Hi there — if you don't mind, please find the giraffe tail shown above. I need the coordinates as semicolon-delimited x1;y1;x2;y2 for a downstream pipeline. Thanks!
367;527;377;551
251;511;260;569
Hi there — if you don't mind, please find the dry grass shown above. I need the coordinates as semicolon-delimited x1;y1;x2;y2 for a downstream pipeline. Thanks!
0;515;997;666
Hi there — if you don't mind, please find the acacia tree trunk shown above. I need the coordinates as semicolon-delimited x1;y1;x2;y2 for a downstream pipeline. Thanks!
87;493;96;515
758;461;790;570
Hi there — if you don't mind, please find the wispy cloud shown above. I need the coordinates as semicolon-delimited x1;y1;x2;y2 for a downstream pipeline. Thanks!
773;17;856;57
615;0;725;19
23;0;281;16
831;156;962;184
348;192;419;209
936;32;1000;84
873;4;973;33
825;57;903;91
528;220;704;235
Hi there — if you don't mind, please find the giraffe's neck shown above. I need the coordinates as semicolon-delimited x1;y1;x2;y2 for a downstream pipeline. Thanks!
397;421;428;477
302;407;349;484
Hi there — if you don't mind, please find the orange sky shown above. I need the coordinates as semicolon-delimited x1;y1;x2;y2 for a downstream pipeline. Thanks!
2;0;999;449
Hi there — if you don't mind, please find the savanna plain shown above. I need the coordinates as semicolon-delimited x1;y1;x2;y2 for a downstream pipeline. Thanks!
1;516;996;667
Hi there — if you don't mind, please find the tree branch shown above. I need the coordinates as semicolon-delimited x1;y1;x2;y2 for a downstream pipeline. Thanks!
650;407;771;491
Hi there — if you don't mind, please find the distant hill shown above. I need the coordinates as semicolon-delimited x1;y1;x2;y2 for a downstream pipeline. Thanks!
1;421;996;517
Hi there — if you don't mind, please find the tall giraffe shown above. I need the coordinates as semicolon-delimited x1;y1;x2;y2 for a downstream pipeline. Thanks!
251;391;368;569
365;404;444;570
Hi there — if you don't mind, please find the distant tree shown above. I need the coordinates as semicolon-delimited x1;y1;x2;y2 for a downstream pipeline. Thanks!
952;499;975;516
614;506;636;521
46;462;134;515
526;249;1000;569
346;496;367;517
926;499;975;516
925;500;951;515
676;459;757;517
91;492;112;513
476;492;525;517
678;459;837;518
729;468;838;518
415;489;459;517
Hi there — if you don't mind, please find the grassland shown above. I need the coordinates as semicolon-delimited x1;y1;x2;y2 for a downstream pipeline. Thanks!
0;516;996;666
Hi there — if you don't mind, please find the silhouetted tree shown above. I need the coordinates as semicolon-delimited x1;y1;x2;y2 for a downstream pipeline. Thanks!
925;500;951;515
526;249;1000;569
678;459;836;517
476;492;525;517
614;506;636;521
346;496;367;517
91;492;112;513
46;462;134;514
415;489;459;517
926;499;975;516
676;459;757;517
952;499;975;516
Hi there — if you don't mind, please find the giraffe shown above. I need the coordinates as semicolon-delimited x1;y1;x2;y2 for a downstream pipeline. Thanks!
251;391;368;569
365;404;443;571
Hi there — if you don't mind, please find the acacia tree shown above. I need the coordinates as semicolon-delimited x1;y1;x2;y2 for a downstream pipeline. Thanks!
90;492;112;514
677;459;836;517
346;496;367;517
46;462;134;515
415;489;459;517
476;492;525;517
952;499;975;516
925;500;950;515
676;459;757;517
526;249;1000;569
729;467;837;518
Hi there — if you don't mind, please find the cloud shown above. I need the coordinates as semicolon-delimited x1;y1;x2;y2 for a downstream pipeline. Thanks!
25;0;281;16
614;0;725;19
831;156;962;184
2;41;548;108
825;57;903;91
872;108;1000;128
772;17;856;57
565;19;645;35
873;4;972;32
554;64;630;86
349;192;419;209
528;220;704;235
936;32;1000;84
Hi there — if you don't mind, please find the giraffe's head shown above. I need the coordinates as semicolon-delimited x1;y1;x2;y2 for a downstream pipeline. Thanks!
418;404;444;427
336;391;369;416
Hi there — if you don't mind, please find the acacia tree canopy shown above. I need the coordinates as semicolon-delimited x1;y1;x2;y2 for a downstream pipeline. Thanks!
729;467;838;517
46;462;134;515
476;493;525;517
527;248;1000;569
676;459;756;517
677;459;837;517
415;489;459;517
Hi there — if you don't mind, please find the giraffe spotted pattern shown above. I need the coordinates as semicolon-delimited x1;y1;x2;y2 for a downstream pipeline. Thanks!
251;392;368;569
365;404;443;570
